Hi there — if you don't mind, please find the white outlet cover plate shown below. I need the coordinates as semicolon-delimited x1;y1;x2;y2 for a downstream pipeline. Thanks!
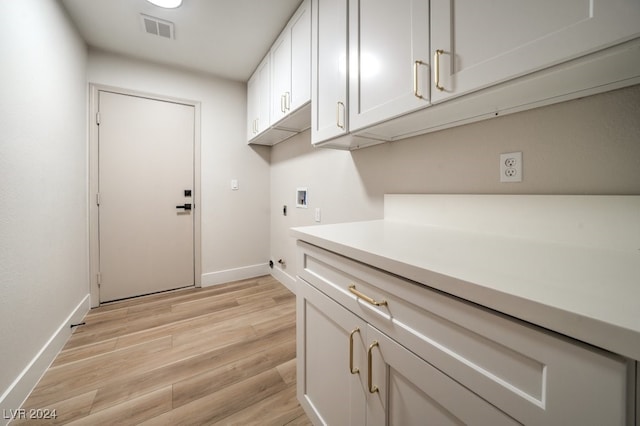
500;152;522;183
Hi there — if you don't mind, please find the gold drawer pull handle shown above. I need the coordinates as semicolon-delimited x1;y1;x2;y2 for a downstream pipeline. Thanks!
434;49;445;91
349;328;360;374
367;341;379;394
349;284;387;306
413;60;425;99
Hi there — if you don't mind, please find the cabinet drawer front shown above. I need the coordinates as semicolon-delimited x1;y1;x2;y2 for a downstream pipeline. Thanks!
297;241;629;424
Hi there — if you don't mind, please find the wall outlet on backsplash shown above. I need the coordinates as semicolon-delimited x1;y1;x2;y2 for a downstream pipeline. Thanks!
500;152;522;183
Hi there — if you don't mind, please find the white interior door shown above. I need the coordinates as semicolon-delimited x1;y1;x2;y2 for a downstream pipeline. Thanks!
98;91;195;302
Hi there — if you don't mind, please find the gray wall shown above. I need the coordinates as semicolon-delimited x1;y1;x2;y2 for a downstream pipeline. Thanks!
0;0;89;415
270;85;640;288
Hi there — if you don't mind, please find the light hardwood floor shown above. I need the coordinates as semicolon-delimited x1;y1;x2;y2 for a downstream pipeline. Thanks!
16;276;312;425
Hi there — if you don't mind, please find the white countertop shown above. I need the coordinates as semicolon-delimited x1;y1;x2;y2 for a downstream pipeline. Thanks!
291;218;640;360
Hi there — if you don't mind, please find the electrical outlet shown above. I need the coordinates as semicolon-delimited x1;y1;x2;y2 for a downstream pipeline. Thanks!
500;152;522;182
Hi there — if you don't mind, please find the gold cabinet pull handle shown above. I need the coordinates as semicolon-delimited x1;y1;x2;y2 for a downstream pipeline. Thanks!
413;60;425;99
336;101;345;129
349;284;387;306
349;328;360;374
434;49;445;91
367;341;379;393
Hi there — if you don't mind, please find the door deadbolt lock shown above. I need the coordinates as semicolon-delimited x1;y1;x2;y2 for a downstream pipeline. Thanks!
176;203;192;211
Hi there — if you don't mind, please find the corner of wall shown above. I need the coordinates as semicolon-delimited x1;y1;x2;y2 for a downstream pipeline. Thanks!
0;295;90;425
270;267;297;295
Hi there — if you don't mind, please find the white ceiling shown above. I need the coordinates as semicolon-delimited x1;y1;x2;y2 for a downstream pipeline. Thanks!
61;0;303;82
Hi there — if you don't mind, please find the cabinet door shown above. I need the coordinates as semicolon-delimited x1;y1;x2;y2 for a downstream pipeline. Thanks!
366;326;519;426
256;55;271;134
297;280;367;425
246;71;259;141
348;0;429;132
271;0;311;125
290;0;311;113
311;0;349;144
247;55;271;141
271;31;291;125
430;0;640;103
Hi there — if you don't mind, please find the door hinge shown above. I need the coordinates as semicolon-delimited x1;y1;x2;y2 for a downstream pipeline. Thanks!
97;272;102;287
96;112;101;126
96;193;101;206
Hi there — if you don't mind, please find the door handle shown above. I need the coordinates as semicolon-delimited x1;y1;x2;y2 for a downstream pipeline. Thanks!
176;203;192;210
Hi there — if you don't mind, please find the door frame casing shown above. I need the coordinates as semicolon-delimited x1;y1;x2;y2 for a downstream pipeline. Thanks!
88;84;202;307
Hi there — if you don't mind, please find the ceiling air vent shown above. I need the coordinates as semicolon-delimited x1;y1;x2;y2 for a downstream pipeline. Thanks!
140;14;175;39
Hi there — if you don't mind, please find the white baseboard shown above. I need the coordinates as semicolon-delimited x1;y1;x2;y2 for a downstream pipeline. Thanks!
200;263;271;288
270;267;297;295
0;294;90;425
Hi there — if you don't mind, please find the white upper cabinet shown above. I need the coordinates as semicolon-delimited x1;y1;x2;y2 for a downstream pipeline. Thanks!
270;31;292;124
290;1;311;113
271;0;311;128
247;55;271;141
348;0;430;132
247;0;310;146
430;0;640;103
311;0;349;144
311;0;640;148
247;53;296;145
246;69;258;141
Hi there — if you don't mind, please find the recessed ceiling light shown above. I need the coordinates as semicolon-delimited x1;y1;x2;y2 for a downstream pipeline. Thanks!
146;0;182;9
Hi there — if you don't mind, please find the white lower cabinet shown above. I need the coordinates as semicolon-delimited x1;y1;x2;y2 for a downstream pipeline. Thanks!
298;279;520;425
297;281;366;425
366;326;520;426
296;241;633;425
